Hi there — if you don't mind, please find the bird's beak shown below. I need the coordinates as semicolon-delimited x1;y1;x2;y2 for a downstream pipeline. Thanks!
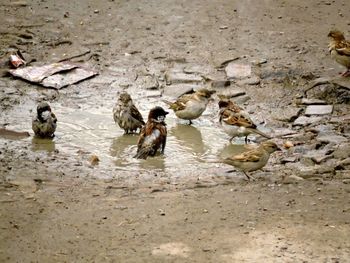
165;111;169;115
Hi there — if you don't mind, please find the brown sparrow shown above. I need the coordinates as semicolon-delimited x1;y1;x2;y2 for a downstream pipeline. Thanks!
134;106;168;159
223;141;281;180
328;30;350;77
113;92;145;134
32;102;57;138
163;88;216;124
218;96;271;143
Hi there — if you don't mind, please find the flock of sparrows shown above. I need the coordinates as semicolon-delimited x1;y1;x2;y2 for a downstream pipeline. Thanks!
31;30;350;180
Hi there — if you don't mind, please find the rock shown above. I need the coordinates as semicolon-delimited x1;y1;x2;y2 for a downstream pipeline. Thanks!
142;75;159;90
165;71;202;85
145;90;162;98
236;75;261;86
210;80;231;88
232;95;251;104
225;63;252;79
283;174;304;184
163;84;197;98
317;134;348;144
333;143;350;160
302;150;333;165
283;141;294;149
305;105;333;116
218;88;246;98
281;156;299;164
272;107;302;122
183;64;211;75
300;98;326;105
293;116;323;126
335;170;350;179
336;158;350;169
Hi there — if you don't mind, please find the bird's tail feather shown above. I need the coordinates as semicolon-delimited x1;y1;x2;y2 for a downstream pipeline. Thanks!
133;147;153;159
248;128;271;139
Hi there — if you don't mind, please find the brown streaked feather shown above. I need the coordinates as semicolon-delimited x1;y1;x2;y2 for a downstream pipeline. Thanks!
230;149;263;162
223;113;257;129
130;105;145;124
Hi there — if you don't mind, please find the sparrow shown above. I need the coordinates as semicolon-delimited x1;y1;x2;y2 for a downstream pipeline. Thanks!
163;88;216;124
134;106;168;159
328;30;350;77
218;95;271;143
223;141;281;180
32;102;57;138
113;92;145;134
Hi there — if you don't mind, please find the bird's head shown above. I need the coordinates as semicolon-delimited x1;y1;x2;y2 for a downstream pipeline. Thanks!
118;92;132;104
328;30;345;41
148;106;169;122
261;141;281;154
196;88;216;99
37;102;51;115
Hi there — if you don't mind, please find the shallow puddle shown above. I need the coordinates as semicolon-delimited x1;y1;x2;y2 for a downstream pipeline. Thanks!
1;93;252;178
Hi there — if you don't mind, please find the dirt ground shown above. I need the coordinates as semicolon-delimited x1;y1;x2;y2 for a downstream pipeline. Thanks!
1;0;350;262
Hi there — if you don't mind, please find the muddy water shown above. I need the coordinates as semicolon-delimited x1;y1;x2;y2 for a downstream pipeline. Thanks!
1;91;251;178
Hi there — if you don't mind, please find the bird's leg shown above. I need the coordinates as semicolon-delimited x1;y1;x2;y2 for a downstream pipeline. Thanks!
229;136;235;143
189;120;193;125
245;136;248;144
243;172;255;181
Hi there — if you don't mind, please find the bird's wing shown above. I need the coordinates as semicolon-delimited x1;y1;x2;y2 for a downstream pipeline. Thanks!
223;112;257;128
230;148;263;162
165;94;193;111
130;104;145;124
335;41;350;56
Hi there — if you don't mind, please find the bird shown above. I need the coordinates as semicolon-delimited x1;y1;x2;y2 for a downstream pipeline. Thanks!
113;92;145;134
328;30;350;77
223;140;281;180
218;95;271;143
32;102;57;138
163;88;216;124
134;106;168;159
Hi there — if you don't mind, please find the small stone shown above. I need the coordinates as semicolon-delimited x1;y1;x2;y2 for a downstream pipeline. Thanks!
236;75;261;86
159;209;166;216
333;143;350;159
317;134;347;144
281;156;298;164
210;80;231;88
305;105;333;116
300;98;326;105
293;116;323;126
203;209;208;213
94;9;99;13
232;95;251;104
163;84;196;98
219;25;228;29
218;88;246;98
165;71;202;85
225;63;252;79
273;107;302;122
283;175;304;184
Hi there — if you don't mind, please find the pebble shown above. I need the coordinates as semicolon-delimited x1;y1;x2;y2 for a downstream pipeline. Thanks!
225;63;252;79
293;116;323;126
305;105;333;116
165;71;202;85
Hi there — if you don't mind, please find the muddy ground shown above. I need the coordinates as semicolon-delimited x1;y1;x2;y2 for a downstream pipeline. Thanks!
1;0;350;262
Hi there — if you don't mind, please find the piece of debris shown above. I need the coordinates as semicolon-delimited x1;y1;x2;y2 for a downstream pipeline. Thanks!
89;154;100;166
9;52;26;68
8;62;98;89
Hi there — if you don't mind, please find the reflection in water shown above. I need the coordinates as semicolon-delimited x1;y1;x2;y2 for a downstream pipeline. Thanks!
31;137;56;152
110;134;166;170
170;124;207;157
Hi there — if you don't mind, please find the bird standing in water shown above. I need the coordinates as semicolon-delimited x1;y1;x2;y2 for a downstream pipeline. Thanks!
134;106;168;159
163;88;216;124
32;102;57;138
113;92;145;134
